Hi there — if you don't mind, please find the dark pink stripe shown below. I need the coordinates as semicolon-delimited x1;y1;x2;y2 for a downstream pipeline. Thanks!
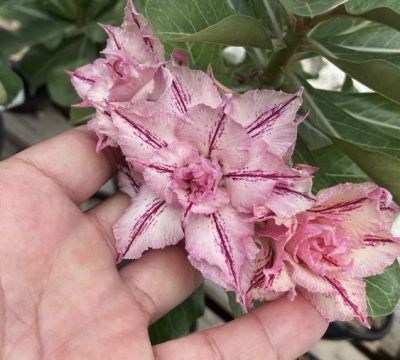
324;277;365;323
246;95;298;138
311;198;367;213
105;26;121;50
118;199;166;260
211;213;239;289
273;185;314;201
115;110;167;149
147;163;175;173
208;112;226;157
225;171;301;181
171;79;188;113
120;166;141;193
364;237;393;244
72;73;95;84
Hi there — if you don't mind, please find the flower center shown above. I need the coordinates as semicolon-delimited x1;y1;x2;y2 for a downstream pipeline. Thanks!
172;157;223;204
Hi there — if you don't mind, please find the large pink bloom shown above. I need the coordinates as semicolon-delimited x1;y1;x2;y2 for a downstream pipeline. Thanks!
248;183;400;326
70;1;314;304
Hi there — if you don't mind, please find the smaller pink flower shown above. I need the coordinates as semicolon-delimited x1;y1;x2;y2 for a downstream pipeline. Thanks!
249;182;400;327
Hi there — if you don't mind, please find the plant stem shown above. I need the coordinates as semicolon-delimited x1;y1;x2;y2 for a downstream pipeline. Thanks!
262;27;302;88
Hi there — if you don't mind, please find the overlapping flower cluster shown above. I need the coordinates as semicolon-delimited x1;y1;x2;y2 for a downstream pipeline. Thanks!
70;1;400;326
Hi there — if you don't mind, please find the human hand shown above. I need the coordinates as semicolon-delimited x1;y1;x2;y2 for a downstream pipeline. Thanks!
0;128;327;359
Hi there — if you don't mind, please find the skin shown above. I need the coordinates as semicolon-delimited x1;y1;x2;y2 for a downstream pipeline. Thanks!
0;127;328;360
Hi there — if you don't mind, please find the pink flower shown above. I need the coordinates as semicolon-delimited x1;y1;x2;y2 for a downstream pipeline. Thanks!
248;183;400;326
69;1;313;304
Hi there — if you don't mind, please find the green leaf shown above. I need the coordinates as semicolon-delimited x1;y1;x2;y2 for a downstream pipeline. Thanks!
145;0;234;39
0;57;23;106
69;106;95;125
295;77;400;161
20;37;97;95
312;145;368;184
332;138;400;203
227;291;244;318
279;0;348;17
229;0;286;39
308;30;400;104
47;66;80;107
365;260;400;317
345;0;400;32
149;285;205;345
309;17;372;39
292;137;335;192
171;15;272;49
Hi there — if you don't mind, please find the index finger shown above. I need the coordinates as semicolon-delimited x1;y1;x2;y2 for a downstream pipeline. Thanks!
8;127;119;204
154;294;328;360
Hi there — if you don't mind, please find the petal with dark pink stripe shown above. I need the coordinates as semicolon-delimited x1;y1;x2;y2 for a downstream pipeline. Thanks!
114;186;183;261
230;89;302;159
184;206;257;304
117;164;143;199
225;140;299;212
177;104;251;168
302;277;369;327
112;109;177;166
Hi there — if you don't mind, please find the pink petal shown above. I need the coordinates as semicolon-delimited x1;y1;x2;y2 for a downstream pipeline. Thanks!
87;111;118;151
302;277;369;327
112;109;177;166
122;0;164;62
266;176;315;218
117;164;143;198
114;186;183;261
157;64;222;115
230;89;302;159
347;237;400;277
184;206;257;305
177;104;251;168
313;183;393;245
143;141;198;203
224;140;300;213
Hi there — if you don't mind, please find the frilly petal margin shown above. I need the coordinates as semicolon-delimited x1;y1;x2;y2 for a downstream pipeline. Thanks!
114;186;183;261
184;205;258;306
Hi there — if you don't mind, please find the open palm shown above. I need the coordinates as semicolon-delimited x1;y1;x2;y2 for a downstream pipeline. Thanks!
0;128;327;360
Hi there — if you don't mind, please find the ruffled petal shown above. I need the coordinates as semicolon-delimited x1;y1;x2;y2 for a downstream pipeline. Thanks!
302;277;369;327
184;206;257;305
112;109;177;166
313;183;393;245
156;64;222;115
230;88;302;159
265;176;315;218
114;186;183;261
143;141;198;203
177;104;251;168
122;0;164;62
117;164;143;198
225;140;300;212
87;111;119;151
346;237;400;277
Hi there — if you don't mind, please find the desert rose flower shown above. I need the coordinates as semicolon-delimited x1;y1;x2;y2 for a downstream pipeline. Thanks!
69;1;314;304
111;95;312;304
248;182;400;326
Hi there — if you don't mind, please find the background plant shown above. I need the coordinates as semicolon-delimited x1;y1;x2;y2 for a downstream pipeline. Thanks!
1;0;400;343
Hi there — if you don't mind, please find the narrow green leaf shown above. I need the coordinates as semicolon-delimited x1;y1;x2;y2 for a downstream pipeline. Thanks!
332;138;400;203
312;145;368;184
297;78;400;160
279;0;348;17
149;285;205;345
0;80;6;105
230;0;286;39
365;260;400;317
345;0;400;31
292;137;335;192
171;15;272;49
309;34;400;104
